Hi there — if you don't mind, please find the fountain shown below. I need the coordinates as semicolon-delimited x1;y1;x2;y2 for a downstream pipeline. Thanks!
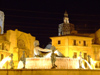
17;60;24;69
0;40;93;70
0;56;11;69
83;59;92;69
17;41;92;69
0;53;92;69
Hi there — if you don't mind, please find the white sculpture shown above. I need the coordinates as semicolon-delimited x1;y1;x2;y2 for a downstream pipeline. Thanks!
33;40;51;57
0;11;4;34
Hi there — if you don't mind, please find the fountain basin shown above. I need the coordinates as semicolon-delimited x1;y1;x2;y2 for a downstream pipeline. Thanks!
25;57;79;69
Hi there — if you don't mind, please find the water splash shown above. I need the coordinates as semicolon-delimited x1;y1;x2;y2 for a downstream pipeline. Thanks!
17;61;24;69
0;56;11;69
81;61;85;69
83;59;92;69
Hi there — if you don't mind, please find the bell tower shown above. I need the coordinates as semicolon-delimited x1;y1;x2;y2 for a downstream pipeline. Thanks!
0;11;4;34
58;11;75;36
63;11;69;24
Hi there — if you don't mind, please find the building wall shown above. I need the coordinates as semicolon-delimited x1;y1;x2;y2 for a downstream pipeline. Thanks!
51;36;68;57
0;29;36;69
50;36;93;57
92;44;100;69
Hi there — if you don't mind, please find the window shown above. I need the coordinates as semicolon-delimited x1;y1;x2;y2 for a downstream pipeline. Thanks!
79;41;81;44
73;52;77;58
58;40;61;44
1;54;3;61
2;43;4;50
84;53;87;68
95;63;98;68
0;45;2;49
87;55;91;65
17;39;25;49
73;40;76;45
83;41;86;46
95;63;100;68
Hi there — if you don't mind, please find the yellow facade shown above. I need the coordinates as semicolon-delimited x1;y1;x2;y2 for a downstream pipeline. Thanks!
0;29;36;69
50;35;92;57
92;44;100;69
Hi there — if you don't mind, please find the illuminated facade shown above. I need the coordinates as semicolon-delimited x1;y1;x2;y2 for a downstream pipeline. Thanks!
0;29;35;69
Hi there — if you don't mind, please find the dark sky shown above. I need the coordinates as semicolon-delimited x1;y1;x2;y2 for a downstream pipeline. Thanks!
1;0;100;47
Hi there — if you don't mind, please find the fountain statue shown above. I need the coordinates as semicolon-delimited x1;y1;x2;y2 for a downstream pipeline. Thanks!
34;40;64;57
18;40;92;69
34;40;52;57
20;51;26;69
78;52;82;68
0;54;14;69
9;53;14;69
51;46;57;69
78;52;92;69
0;56;11;69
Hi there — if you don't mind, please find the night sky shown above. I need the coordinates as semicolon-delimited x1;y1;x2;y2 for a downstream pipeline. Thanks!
1;0;100;47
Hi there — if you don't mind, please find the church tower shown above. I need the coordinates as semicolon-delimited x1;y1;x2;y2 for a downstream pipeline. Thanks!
63;11;69;24
0;11;4;34
58;11;75;36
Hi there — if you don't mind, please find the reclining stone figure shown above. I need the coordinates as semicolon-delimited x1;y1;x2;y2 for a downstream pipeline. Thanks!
34;40;52;57
33;40;64;57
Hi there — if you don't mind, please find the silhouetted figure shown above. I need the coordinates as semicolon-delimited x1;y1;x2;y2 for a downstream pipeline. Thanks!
79;52;82;68
88;55;91;64
20;51;26;69
9;53;14;69
51;46;57;69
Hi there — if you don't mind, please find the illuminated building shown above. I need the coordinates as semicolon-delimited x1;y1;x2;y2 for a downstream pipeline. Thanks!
0;29;35;69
